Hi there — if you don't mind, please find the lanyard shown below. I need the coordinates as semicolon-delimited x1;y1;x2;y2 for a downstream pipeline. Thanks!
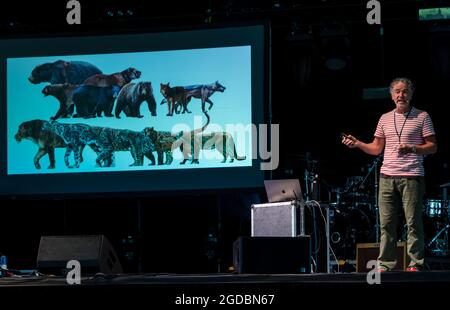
393;107;413;143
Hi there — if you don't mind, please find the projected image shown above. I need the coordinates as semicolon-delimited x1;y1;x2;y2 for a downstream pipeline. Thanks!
7;46;252;175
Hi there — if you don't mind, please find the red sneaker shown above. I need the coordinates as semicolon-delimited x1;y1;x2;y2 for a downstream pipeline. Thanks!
406;266;420;272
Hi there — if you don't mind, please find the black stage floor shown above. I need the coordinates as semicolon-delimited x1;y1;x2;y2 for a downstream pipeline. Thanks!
2;271;450;307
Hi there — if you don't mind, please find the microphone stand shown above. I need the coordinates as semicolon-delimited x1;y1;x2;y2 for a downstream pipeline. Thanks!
304;169;310;202
293;190;306;237
359;155;382;243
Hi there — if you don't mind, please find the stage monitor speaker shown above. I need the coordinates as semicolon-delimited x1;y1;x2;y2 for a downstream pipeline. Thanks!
356;241;409;272
233;236;311;274
37;235;123;275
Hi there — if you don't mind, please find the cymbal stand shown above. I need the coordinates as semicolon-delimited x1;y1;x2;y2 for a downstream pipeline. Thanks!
304;155;320;202
304;169;311;202
427;221;449;256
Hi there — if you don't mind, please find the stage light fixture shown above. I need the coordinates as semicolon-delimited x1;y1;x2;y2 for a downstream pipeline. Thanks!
105;8;135;19
419;7;450;21
320;25;350;71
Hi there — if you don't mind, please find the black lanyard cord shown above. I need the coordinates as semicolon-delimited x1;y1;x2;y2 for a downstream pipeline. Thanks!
393;106;413;143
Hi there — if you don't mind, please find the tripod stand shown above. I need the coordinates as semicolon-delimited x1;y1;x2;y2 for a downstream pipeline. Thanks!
359;155;383;243
427;224;449;255
427;183;450;256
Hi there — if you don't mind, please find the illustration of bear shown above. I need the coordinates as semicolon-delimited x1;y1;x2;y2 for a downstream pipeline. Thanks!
73;85;120;118
28;60;102;85
42;83;80;120
115;82;157;118
83;67;141;88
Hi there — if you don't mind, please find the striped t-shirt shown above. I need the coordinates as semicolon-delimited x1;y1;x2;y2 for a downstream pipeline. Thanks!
374;107;435;176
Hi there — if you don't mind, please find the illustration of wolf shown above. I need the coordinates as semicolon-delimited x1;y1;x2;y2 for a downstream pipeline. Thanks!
160;81;226;114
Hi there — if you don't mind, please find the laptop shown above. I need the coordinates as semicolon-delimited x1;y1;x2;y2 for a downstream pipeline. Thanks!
264;179;304;204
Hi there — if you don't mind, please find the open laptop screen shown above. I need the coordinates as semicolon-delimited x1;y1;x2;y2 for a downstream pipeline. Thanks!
264;179;303;203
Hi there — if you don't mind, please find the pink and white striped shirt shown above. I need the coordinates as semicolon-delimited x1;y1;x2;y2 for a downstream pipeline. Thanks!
374;107;435;176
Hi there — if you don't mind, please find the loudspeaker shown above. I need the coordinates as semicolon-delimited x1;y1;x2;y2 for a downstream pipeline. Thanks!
356;242;410;272
251;202;330;273
37;235;123;275
233;236;311;274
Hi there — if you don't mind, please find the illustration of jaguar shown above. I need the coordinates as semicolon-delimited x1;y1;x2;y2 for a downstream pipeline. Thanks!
41;121;98;168
89;126;156;167
143;127;176;165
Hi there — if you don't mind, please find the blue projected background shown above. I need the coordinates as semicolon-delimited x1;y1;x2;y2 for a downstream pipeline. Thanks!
7;46;252;175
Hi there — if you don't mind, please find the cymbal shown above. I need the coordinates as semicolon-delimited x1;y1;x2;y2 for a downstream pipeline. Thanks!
440;182;450;188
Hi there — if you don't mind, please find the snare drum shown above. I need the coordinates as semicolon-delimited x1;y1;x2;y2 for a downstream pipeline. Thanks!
425;199;449;217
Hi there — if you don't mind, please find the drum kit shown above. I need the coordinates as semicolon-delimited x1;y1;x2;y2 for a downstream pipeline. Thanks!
327;177;450;259
328;178;376;260
328;201;375;260
299;153;450;260
326;156;381;260
424;198;449;257
328;182;450;259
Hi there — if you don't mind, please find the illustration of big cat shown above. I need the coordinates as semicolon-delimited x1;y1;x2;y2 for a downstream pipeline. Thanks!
87;126;156;167
171;111;247;164
14;119;93;169
41;122;156;168
143;112;210;165
40;121;100;168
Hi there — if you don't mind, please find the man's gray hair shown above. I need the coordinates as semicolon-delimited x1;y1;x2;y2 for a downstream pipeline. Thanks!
389;77;415;94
